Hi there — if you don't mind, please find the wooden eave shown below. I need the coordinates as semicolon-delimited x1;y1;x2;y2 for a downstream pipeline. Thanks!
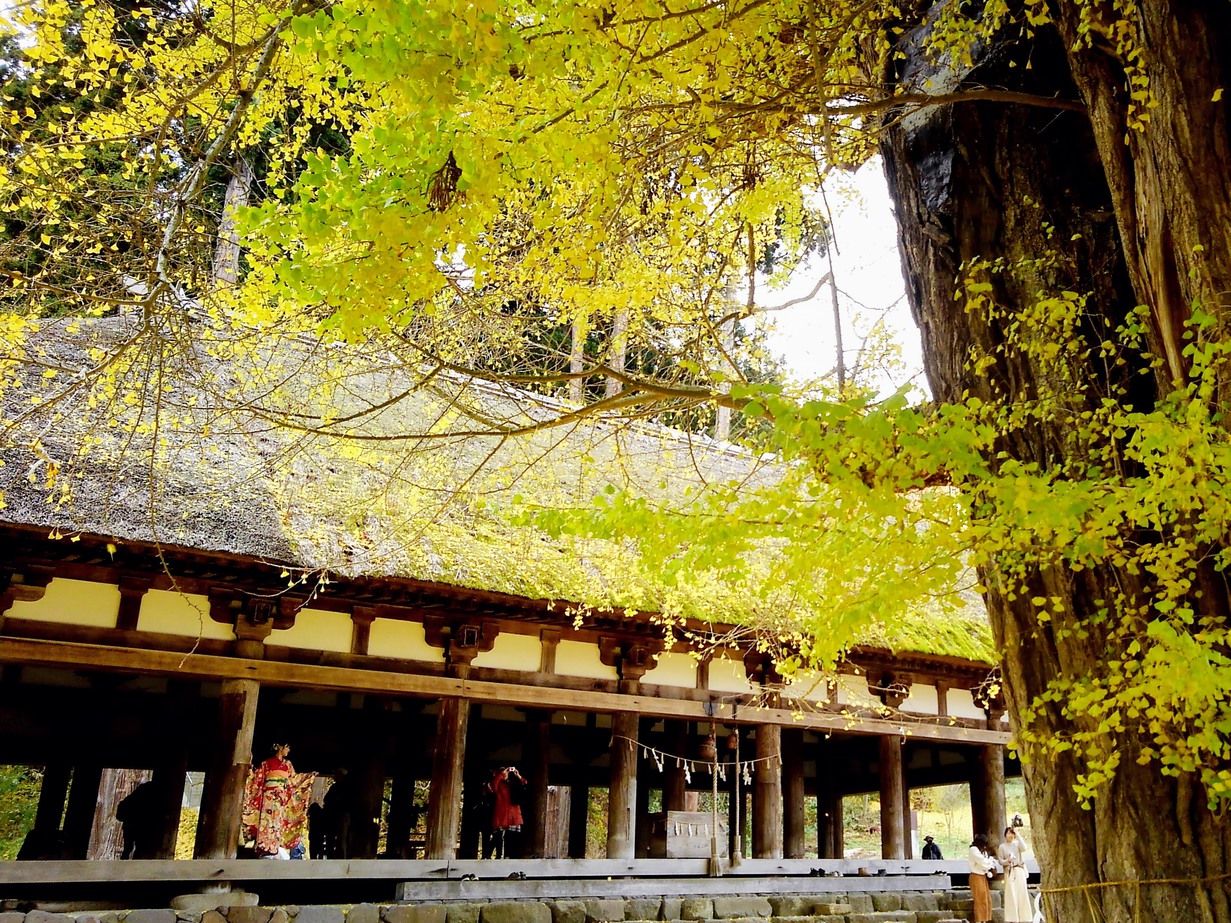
0;522;996;688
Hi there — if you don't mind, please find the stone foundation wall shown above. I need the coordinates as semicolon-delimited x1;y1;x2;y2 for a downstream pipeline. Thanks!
0;890;1008;923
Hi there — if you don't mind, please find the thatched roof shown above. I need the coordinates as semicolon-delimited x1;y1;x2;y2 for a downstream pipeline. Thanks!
0;312;994;662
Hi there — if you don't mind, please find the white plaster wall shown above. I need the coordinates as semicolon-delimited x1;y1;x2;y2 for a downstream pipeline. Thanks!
277;608;352;653
784;669;832;703
834;674;876;708
901;683;940;715
947;687;987;720
640;652;696;688
706;656;754;694
139;589;235;640
472;633;542;670
9;578;119;628
368;619;445;662
555;640;618;680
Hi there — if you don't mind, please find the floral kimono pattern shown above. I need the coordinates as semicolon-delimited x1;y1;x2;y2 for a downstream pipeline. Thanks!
241;757;317;855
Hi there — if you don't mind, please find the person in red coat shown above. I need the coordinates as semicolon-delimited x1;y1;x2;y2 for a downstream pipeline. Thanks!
485;766;526;859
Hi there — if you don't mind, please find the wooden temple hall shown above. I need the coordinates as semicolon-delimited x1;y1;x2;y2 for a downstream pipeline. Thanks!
0;523;1015;889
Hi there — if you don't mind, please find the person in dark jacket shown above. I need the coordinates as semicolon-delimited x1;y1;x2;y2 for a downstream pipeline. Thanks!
921;835;943;860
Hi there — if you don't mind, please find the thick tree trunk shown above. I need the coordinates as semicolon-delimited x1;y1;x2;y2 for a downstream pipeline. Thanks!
881;12;1231;922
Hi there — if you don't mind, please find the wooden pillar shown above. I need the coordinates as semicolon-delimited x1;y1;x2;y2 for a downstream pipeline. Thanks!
878;735;906;860
901;755;913;860
752;724;783;858
782;728;806;859
352;742;386;859
664;721;688;812
634;747;652;859
523;710;553;859
606;711;638;858
970;744;1008;844
817;785;844;859
33;764;71;839
388;706;426;859
150;757;188;859
568;776;590;858
386;769;418;858
425;696;469;859
194;678;259;858
62;763;103;858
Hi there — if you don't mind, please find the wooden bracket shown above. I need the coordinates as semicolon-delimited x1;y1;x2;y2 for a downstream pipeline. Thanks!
867;670;913;709
599;636;663;682
208;589;299;644
423;616;498;674
116;576;152;631
350;606;381;655
0;564;55;615
742;649;782;687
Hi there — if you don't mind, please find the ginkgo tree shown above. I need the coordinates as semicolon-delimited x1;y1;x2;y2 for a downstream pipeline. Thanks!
2;0;1230;920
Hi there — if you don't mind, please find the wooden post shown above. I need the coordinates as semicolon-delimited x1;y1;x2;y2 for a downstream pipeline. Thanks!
61;763;102;858
568;776;590;859
817;784;844;859
606;711;638;858
752;725;783;858
901;755;913;860
425;696;469;859
194;678;259;859
878;735;906;860
33;764;70;840
970;744;1007;844
523;710;553;858
664;721;688;812
352;742;386;859
782;728;806;859
150;757;188;859
634;754;652;858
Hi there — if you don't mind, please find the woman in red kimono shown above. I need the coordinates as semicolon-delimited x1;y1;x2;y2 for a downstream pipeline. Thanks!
242;743;316;858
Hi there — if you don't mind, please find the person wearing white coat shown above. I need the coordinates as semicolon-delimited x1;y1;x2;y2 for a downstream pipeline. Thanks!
968;833;997;923
998;827;1032;923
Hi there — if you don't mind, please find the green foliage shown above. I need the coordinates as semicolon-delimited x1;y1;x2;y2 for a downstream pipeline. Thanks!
0;766;41;859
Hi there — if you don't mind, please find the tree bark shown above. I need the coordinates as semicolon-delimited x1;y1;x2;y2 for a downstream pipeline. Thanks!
881;10;1231;920
211;154;254;288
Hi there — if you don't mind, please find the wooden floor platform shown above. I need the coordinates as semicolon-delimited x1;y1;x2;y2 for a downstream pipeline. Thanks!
0;857;978;886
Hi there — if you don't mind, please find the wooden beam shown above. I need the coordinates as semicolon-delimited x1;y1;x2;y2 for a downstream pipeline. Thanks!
0;855;1009;885
0;637;1010;746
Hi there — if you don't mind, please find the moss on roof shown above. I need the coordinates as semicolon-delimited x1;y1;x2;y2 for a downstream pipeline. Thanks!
0;315;994;665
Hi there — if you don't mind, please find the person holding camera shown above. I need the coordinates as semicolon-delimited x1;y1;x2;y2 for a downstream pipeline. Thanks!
485;765;526;859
